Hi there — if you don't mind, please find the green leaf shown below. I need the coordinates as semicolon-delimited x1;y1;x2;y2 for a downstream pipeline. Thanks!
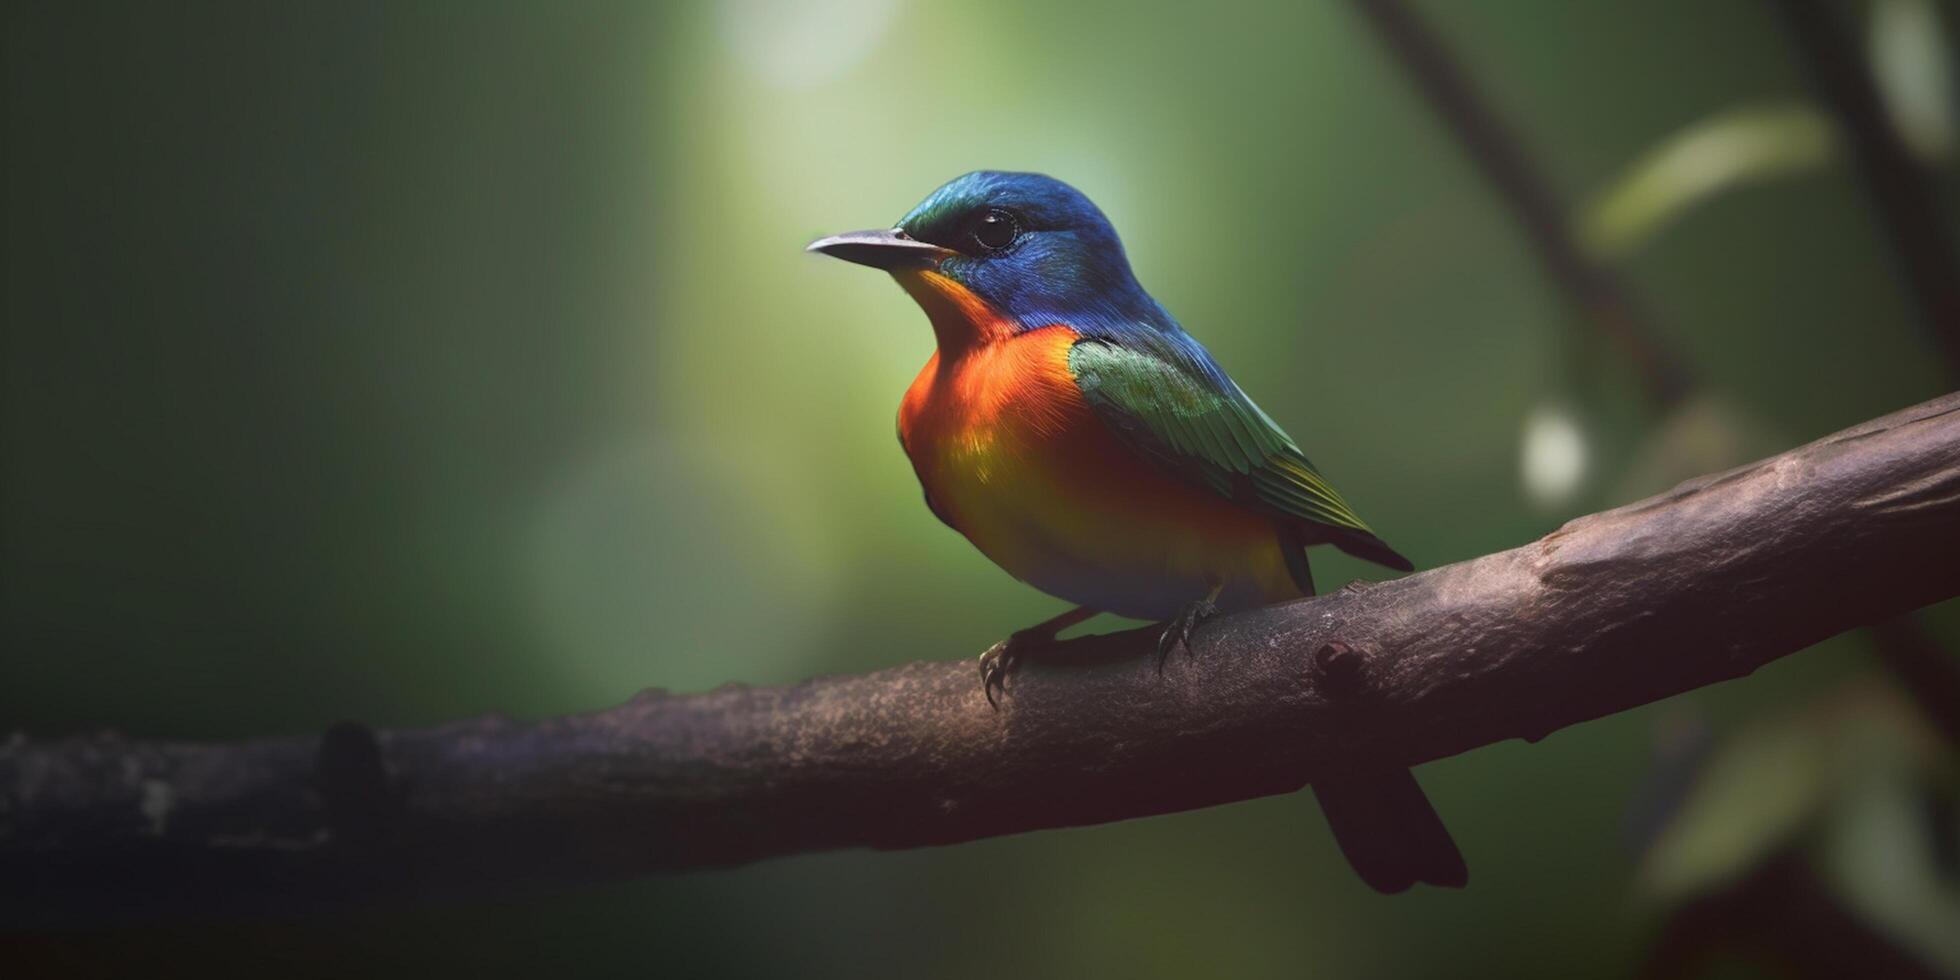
1583;105;1836;259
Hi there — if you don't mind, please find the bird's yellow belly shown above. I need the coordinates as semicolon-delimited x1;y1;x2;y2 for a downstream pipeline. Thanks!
900;327;1302;621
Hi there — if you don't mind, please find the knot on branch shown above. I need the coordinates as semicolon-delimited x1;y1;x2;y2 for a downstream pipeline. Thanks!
313;721;404;849
1314;640;1369;692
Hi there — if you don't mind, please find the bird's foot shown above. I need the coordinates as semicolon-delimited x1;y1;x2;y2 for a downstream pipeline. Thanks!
978;629;1057;709
1157;598;1219;673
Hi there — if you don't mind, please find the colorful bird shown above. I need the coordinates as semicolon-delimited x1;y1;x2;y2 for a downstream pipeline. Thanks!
809;171;1465;893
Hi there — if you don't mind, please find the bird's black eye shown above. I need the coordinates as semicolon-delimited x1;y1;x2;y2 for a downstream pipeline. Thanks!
971;208;1020;251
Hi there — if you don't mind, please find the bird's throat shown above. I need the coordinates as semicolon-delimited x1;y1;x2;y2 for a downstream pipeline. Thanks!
893;269;1018;354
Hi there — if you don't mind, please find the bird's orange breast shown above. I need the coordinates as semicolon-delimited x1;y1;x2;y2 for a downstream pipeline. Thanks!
896;319;1303;622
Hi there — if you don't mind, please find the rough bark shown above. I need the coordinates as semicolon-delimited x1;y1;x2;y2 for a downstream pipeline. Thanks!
5;394;1959;927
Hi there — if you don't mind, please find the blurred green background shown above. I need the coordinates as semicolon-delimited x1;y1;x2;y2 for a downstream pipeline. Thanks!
6;0;1959;976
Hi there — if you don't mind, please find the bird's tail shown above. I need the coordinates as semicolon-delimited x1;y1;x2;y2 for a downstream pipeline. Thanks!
1312;768;1467;893
1325;526;1415;573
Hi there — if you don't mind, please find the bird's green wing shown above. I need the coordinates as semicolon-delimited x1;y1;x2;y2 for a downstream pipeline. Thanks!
1068;337;1409;569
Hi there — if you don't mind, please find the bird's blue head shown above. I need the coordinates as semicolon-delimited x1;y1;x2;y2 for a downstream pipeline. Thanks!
810;171;1169;348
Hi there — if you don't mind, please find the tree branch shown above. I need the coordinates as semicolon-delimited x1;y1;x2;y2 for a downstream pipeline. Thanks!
1771;0;1960;752
1354;0;1960;766
6;394;1960;927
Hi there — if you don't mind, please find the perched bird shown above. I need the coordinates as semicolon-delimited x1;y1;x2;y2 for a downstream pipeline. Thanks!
809;171;1465;893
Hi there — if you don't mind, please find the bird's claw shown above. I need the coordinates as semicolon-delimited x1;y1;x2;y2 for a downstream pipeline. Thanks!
1156;598;1219;673
979;631;1042;709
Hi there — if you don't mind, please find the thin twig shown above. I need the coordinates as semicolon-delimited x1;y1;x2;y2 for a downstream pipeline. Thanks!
1773;0;1960;382
1346;0;1695;409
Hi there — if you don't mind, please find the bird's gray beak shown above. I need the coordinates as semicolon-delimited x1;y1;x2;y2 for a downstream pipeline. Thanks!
806;228;957;270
